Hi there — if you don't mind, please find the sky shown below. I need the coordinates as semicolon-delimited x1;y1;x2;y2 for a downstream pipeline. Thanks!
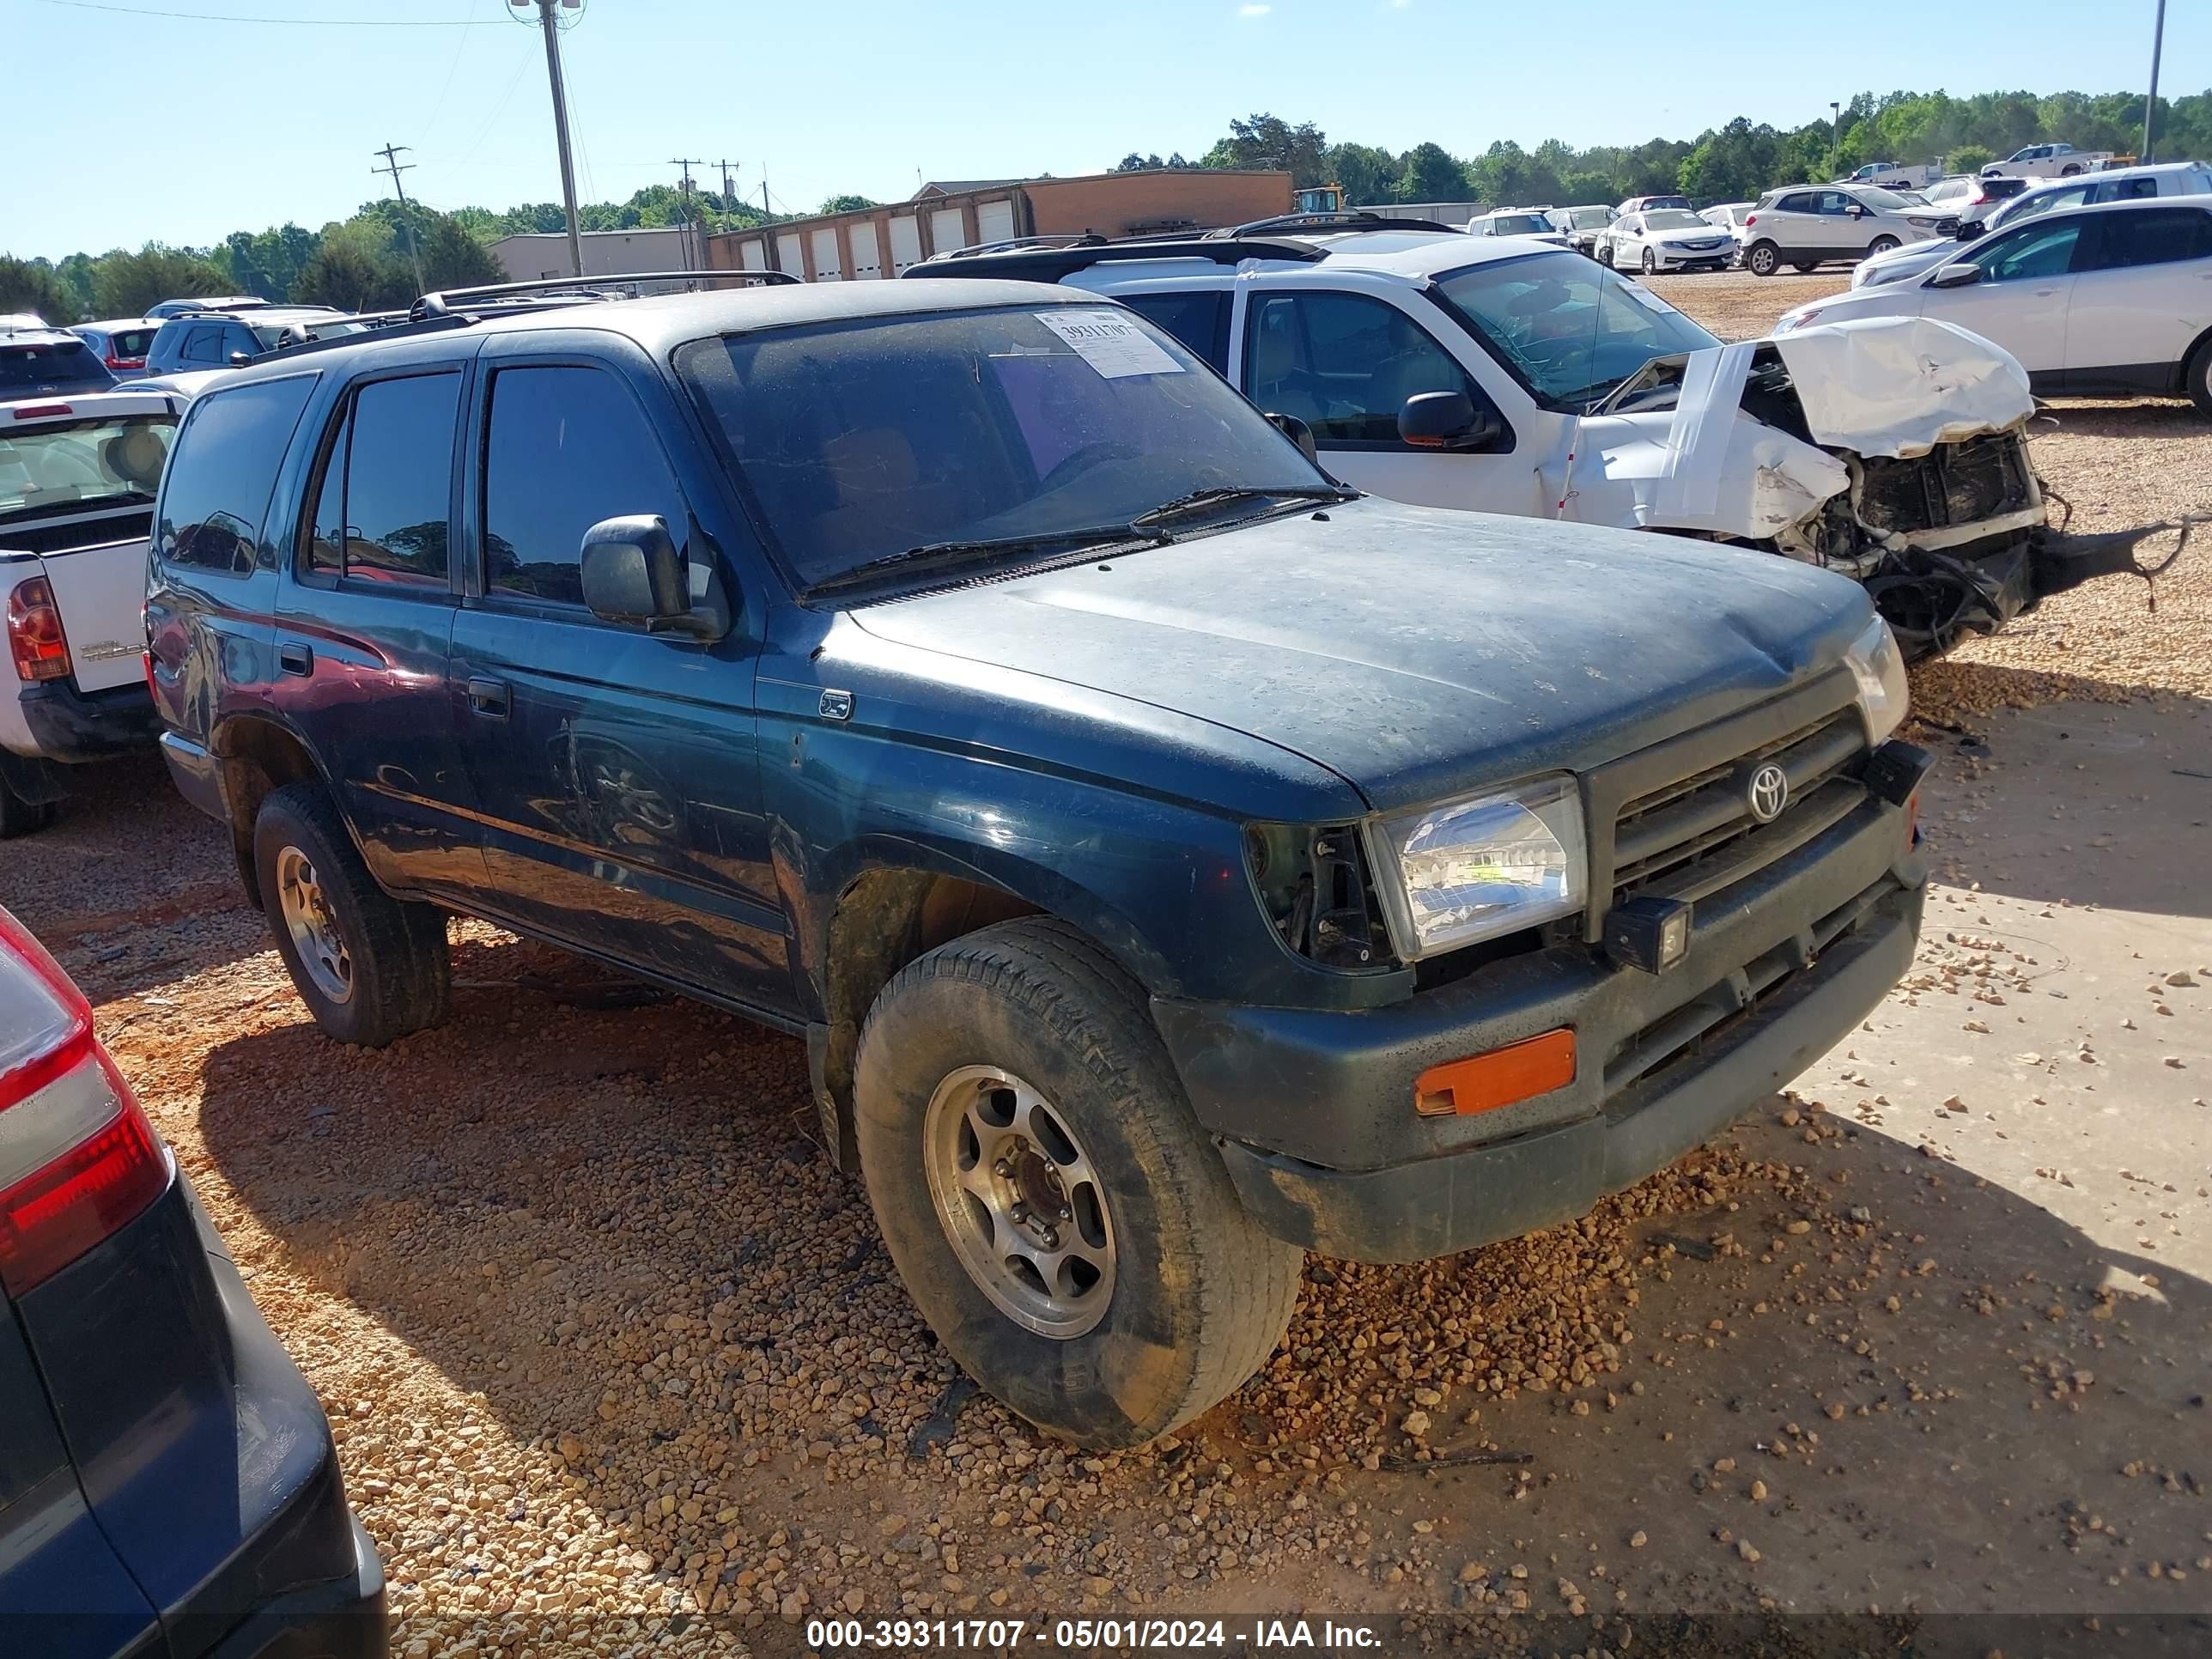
5;0;2202;261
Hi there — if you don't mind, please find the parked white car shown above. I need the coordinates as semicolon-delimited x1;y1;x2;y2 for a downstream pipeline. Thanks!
1700;202;1755;233
1470;209;1570;246
1601;208;1736;273
1736;183;1948;276
1853;161;2212;289
1776;198;2212;413
1981;143;2117;181
1614;194;1691;217
1838;162;1942;190
921;228;2100;654
1547;204;1615;258
1;391;182;833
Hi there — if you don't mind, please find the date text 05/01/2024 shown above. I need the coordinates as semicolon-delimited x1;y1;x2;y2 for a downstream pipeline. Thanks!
803;1618;1383;1650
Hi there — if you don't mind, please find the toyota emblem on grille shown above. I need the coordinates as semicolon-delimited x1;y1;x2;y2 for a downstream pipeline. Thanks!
1746;762;1790;823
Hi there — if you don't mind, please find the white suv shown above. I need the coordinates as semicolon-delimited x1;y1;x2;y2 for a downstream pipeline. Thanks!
1737;184;1947;276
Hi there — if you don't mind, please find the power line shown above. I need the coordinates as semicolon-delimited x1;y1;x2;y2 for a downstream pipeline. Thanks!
29;0;481;23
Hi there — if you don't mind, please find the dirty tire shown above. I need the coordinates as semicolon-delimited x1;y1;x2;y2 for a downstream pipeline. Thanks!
1747;240;1780;276
854;917;1303;1449
0;776;55;839
1866;234;1899;257
2186;337;2212;419
252;781;451;1048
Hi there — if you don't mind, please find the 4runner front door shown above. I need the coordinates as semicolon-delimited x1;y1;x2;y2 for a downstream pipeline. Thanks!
1231;278;1532;514
444;335;788;1011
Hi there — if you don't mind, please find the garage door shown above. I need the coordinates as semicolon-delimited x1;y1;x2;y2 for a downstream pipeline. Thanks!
848;222;883;280
775;232;803;276
810;227;844;281
929;208;967;255
888;216;923;274
976;199;1018;246
738;240;766;270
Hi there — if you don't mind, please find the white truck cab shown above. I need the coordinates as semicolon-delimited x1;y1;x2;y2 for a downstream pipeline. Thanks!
909;229;2071;656
1982;143;2118;181
1;391;181;833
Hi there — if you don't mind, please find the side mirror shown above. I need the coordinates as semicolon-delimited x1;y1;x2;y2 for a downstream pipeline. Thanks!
1928;262;1984;289
1266;411;1319;465
228;351;252;366
580;515;704;634
1398;390;1501;452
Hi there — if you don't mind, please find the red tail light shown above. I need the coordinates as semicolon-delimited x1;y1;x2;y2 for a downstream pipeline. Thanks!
0;908;169;1295
103;356;146;371
1743;214;1758;228
8;577;72;684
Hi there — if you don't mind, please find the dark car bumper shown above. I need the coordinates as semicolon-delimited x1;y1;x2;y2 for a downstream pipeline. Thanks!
204;1518;385;1659
1153;796;1923;1262
20;678;160;762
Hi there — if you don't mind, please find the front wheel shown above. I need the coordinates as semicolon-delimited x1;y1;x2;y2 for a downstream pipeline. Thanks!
2185;337;2212;419
1597;242;1615;269
854;918;1303;1449
1746;240;1780;276
1640;246;1658;274
1866;234;1900;257
253;781;451;1047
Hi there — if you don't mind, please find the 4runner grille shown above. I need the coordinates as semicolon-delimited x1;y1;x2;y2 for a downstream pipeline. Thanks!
1609;708;1866;908
1854;432;2033;536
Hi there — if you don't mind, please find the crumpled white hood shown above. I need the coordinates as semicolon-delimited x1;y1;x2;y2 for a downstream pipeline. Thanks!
1768;315;2034;459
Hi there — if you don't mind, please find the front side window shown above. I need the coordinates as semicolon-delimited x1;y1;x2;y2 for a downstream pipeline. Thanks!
1245;290;1480;446
1814;191;1856;217
179;325;227;366
678;304;1328;592
1981;221;2084;283
1433;249;1720;410
157;375;315;575
305;373;459;588
481;365;686;605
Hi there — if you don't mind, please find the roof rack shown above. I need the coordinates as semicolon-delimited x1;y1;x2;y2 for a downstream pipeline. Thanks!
1207;210;1465;237
902;235;1328;284
411;269;796;318
933;234;1109;261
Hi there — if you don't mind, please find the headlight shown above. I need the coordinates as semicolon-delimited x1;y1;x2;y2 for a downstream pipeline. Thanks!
1844;613;1909;744
1368;775;1587;959
1905;216;1942;228
1772;308;1816;334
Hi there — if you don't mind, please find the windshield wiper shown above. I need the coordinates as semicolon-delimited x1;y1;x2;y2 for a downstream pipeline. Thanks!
803;524;1152;599
1130;483;1352;531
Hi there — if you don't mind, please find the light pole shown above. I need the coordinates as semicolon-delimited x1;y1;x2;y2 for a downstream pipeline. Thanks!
1830;101;1843;176
2142;0;2167;162
511;0;584;279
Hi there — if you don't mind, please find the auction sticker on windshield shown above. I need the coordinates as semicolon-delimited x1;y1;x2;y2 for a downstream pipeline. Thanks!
1033;309;1184;378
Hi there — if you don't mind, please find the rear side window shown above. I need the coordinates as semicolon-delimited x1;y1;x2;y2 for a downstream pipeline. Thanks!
1775;192;1814;214
480;365;685;606
1116;291;1230;374
305;373;460;589
2083;207;2212;269
157;376;316;575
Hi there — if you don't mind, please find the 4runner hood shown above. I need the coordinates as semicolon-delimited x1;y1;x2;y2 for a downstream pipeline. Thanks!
1767;316;2033;458
848;500;1868;812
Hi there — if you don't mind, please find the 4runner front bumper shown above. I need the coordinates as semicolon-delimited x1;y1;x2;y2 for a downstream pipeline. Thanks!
1154;789;1923;1262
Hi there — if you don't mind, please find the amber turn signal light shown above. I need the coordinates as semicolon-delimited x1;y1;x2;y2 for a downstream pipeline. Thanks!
1414;1029;1576;1118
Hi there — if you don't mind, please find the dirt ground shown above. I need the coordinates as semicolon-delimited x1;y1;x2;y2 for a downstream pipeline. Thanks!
6;270;2210;1658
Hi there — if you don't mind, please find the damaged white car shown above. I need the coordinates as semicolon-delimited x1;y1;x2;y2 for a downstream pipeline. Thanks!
920;229;2142;654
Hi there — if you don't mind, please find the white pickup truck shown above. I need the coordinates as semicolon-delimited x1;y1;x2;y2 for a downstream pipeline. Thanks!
1838;161;1942;190
1980;143;2118;180
1;391;182;834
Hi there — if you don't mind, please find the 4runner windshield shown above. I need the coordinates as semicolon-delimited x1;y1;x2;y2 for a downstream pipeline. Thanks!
678;305;1335;593
0;414;174;522
1431;250;1721;410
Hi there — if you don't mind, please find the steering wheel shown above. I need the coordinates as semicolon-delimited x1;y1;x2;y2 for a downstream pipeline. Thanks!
1037;441;1145;494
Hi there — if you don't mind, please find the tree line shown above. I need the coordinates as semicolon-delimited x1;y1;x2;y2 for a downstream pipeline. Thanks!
6;87;2205;323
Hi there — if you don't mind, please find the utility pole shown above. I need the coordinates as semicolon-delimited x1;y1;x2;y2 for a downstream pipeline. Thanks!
2142;0;2167;161
716;157;738;214
511;0;584;278
670;157;705;267
372;143;426;297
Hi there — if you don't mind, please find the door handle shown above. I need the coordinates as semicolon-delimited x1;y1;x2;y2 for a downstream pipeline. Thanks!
277;642;313;676
467;677;510;720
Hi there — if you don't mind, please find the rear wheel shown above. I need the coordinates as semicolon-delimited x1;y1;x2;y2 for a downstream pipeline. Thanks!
0;775;55;839
252;781;450;1047
854;917;1303;1449
1866;234;1900;257
1747;240;1781;276
1791;260;1820;273
2186;337;2212;419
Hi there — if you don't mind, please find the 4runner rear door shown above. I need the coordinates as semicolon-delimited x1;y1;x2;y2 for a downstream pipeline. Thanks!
444;333;787;1007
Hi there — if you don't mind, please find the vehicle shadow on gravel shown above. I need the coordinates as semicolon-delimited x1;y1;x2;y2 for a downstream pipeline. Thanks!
185;927;2212;1625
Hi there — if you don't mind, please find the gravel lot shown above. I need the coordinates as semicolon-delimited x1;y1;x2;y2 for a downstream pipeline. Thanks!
8;270;2209;1656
